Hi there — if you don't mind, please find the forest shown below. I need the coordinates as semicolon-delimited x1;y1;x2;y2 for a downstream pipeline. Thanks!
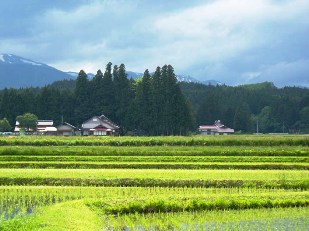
0;62;308;134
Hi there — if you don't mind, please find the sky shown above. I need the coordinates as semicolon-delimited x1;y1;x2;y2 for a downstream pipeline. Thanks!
0;0;309;87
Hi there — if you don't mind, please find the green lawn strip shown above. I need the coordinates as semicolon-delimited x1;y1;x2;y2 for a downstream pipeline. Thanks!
1;155;308;163
0;135;308;146
1;145;308;156
0;161;308;170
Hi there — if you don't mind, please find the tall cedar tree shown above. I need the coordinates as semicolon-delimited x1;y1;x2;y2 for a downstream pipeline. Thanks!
102;62;115;121
133;69;153;133
74;70;91;126
91;69;104;115
151;66;163;135
113;64;132;133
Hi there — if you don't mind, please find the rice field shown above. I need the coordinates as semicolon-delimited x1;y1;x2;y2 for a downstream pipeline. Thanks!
0;135;308;230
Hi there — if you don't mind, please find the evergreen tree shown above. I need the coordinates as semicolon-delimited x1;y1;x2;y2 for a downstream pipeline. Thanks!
91;69;104;115
74;70;91;126
36;87;62;123
233;103;252;133
102;62;115;120
133;69;153;134
0;118;12;132
151;66;163;135
113;64;132;133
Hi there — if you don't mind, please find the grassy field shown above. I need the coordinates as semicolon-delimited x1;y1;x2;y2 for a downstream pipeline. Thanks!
0;135;308;230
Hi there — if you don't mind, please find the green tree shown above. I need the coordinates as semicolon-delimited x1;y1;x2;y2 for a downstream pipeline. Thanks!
133;69;153;133
113;64;132;132
151;66;163;135
233;103;252;133
74;70;91;125
0;118;12;132
91;69;104;115
16;113;38;131
298;106;309;133
158;64;193;135
102;62;115;120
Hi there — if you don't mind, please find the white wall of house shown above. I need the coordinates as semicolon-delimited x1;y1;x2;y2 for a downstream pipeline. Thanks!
94;130;106;136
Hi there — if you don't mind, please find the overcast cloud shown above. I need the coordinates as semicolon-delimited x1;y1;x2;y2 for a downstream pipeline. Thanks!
0;0;308;87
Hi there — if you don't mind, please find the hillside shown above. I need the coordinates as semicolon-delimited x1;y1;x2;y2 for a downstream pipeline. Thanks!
0;54;73;89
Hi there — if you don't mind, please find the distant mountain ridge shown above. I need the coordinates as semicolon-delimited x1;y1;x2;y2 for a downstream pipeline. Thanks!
0;54;222;89
0;54;72;89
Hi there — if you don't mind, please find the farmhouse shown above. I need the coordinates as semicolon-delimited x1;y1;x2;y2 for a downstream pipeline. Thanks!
14;120;57;135
82;115;120;136
198;120;234;135
57;122;78;136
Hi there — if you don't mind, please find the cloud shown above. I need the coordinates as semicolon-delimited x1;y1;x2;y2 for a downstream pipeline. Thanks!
0;0;308;86
257;60;309;87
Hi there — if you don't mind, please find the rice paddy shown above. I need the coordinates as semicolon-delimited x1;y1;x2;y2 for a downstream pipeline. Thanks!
0;135;308;230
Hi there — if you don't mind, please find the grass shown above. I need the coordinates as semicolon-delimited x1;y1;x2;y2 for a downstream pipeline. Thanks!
0;200;102;231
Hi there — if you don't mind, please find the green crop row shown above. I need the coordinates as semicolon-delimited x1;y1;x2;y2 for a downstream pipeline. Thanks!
0;177;308;189
1;169;307;181
0;135;308;146
89;197;309;215
1;155;308;163
0;146;308;156
103;207;309;231
1;186;307;221
0;161;308;170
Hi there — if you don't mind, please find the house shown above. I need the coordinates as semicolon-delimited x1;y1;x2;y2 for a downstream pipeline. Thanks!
14;120;57;135
57;122;77;136
82;115;120;136
198;120;234;135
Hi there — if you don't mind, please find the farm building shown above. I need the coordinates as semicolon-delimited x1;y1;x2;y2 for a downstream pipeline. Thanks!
14;120;57;135
82;115;120;136
57;122;78;136
198;120;234;135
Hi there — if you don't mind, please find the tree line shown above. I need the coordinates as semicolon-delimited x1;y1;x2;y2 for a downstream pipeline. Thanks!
180;81;309;134
0;63;308;134
0;63;193;135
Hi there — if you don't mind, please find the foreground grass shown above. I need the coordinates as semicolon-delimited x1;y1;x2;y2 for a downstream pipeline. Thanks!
0;200;102;231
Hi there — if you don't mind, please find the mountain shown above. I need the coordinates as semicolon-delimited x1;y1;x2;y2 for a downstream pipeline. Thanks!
0;54;73;89
0;54;223;89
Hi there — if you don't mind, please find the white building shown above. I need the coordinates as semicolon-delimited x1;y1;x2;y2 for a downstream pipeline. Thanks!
198;120;234;135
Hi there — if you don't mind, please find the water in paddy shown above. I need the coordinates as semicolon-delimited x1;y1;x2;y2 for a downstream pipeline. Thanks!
104;208;309;231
